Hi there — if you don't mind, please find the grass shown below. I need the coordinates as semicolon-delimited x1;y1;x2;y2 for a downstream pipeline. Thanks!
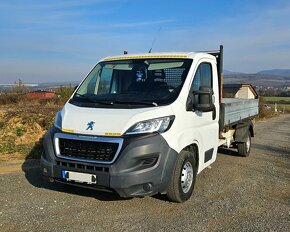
263;96;290;113
0;141;42;160
16;127;26;137
0;92;70;161
268;103;290;111
264;96;290;103
0;109;55;161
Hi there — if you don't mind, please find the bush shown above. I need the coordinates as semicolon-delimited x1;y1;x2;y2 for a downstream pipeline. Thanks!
11;79;28;94
38;117;54;130
16;127;26;137
57;86;74;100
0;120;4;129
259;96;275;118
259;97;266;117
0;93;27;105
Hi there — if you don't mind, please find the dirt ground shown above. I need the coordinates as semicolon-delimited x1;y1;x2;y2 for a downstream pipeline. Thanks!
0;114;289;232
0;101;61;161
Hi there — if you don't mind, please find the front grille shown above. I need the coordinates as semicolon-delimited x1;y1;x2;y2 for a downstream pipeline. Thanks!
56;160;109;172
58;138;119;162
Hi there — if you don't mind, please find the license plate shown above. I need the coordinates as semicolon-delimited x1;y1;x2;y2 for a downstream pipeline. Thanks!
62;170;97;184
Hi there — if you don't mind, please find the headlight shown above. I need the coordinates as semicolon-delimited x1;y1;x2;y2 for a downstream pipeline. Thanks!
54;111;62;130
125;116;175;135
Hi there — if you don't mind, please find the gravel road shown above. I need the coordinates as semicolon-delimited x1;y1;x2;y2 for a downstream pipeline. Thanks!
0;115;289;232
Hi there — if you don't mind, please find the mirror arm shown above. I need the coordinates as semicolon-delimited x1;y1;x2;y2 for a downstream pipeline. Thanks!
192;89;214;112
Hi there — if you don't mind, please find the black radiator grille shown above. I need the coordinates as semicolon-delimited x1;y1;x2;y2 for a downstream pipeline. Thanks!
58;138;119;162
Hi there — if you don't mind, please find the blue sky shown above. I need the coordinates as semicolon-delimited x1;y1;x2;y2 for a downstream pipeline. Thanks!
0;0;290;83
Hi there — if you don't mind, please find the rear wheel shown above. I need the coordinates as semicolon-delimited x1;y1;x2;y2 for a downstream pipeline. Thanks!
237;131;251;157
167;150;197;203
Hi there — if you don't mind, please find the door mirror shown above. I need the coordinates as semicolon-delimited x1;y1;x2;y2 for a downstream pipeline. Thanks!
193;86;214;112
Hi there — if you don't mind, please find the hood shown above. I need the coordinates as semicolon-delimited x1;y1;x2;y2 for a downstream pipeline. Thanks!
60;103;174;136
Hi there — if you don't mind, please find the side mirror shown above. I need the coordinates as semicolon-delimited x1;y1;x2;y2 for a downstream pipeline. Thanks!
193;86;214;112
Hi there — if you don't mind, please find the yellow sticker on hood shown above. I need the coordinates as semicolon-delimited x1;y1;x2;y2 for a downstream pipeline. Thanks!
105;132;121;136
62;128;74;133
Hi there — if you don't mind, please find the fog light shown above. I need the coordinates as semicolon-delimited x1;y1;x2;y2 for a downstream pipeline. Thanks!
142;157;158;166
143;183;153;192
43;167;48;173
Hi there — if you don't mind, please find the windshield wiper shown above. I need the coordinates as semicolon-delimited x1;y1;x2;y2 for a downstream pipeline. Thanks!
113;100;158;107
74;94;158;106
74;94;113;105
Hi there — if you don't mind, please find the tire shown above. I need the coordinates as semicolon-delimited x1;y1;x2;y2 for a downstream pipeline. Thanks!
167;150;197;203
237;131;251;157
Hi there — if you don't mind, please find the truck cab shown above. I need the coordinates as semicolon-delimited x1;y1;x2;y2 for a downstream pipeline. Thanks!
41;47;257;202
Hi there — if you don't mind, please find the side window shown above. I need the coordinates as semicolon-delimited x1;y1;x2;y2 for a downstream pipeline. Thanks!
202;63;212;87
190;63;212;92
191;66;201;92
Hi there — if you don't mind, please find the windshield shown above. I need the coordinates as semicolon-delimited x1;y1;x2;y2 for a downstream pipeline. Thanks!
70;58;192;108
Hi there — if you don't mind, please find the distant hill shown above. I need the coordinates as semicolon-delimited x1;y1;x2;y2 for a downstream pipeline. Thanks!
224;70;245;75
0;81;80;92
223;68;290;87
257;69;290;76
223;73;290;87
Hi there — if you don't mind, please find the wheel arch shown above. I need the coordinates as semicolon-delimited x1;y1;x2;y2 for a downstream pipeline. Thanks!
249;124;254;137
234;120;253;142
181;143;199;171
166;145;199;202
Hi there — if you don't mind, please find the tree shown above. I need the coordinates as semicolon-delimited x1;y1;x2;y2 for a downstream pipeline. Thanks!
11;79;28;94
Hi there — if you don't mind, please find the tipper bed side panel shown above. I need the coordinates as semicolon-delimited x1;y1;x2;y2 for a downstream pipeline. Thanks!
222;98;259;127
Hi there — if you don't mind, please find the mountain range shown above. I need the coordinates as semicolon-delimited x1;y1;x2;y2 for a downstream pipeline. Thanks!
223;69;290;87
224;69;290;76
257;69;290;76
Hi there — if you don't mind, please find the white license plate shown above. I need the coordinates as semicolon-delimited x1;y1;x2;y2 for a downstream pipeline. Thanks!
62;170;97;184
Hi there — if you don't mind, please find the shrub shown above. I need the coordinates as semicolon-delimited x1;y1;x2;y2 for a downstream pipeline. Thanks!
0;93;26;105
0;120;5;129
259;96;275;118
11;79;28;94
16;127;26;137
57;86;74;100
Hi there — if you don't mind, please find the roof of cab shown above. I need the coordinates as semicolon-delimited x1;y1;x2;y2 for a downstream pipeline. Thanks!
102;52;214;61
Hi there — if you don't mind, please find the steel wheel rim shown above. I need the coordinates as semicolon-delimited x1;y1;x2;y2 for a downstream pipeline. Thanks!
246;135;251;152
181;161;193;193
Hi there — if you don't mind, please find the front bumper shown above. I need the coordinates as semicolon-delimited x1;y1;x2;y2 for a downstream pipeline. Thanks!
40;127;178;197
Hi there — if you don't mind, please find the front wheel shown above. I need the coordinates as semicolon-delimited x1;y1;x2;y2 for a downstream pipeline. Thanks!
167;150;197;203
237;131;251;157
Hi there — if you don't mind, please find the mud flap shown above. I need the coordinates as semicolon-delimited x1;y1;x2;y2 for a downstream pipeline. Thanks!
234;121;253;142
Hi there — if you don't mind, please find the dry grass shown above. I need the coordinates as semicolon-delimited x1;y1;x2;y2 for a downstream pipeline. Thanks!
0;97;64;161
257;96;281;120
263;96;290;113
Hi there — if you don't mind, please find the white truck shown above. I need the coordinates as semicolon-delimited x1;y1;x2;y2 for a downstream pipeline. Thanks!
41;46;258;202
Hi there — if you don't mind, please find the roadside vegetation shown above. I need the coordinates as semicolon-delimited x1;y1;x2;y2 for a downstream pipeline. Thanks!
263;96;290;112
257;95;290;120
0;84;73;161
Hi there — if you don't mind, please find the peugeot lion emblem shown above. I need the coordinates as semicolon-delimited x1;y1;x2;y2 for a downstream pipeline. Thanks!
86;121;95;130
